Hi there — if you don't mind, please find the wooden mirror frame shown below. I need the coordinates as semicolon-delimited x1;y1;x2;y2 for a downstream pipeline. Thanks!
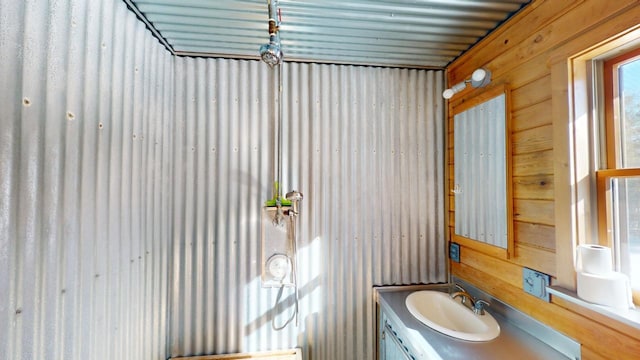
449;83;514;259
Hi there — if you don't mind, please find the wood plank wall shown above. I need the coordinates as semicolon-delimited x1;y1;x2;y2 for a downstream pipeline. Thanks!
446;0;640;358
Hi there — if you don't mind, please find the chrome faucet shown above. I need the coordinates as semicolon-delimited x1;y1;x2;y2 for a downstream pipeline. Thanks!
450;287;491;316
452;283;467;293
451;291;476;308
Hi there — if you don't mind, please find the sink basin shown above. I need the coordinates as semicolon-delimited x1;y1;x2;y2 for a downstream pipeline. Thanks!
405;290;500;342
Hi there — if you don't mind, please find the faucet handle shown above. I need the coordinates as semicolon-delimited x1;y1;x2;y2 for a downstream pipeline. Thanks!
473;299;490;315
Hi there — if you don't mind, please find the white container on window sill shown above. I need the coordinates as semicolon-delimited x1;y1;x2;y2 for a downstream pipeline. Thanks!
574;244;635;310
576;271;635;310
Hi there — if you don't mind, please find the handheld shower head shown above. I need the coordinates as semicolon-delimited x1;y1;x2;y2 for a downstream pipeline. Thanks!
286;190;303;215
285;190;303;201
260;35;283;67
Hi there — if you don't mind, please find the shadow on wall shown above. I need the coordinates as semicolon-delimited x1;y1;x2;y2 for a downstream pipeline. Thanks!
243;276;322;336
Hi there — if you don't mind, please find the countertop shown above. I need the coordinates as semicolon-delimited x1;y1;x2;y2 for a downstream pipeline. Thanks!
377;287;573;360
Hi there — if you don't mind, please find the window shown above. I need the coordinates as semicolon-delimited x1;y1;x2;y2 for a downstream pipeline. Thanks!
596;47;640;303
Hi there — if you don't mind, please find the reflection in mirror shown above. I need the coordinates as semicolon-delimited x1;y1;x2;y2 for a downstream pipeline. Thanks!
453;92;509;249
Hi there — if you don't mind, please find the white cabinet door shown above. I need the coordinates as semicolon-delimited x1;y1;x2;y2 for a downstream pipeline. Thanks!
380;320;414;360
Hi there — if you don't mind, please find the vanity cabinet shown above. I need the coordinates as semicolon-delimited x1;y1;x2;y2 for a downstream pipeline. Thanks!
375;284;579;360
379;311;417;360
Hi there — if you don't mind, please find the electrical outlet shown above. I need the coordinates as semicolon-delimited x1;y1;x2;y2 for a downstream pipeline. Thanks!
523;267;550;302
449;242;460;263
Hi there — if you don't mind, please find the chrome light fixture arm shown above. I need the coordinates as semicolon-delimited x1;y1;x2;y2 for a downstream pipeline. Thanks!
442;67;492;99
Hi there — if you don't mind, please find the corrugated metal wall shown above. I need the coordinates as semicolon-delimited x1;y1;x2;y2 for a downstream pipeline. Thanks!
1;1;446;359
453;93;507;248
170;58;446;359
0;0;174;359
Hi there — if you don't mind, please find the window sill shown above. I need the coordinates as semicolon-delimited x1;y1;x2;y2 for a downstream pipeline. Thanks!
547;286;640;331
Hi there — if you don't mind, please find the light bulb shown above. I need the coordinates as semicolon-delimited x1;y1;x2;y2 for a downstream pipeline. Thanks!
472;68;487;82
443;88;455;99
470;68;491;88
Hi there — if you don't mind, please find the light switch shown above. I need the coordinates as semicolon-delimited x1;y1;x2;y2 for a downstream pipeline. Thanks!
449;242;460;263
523;267;550;302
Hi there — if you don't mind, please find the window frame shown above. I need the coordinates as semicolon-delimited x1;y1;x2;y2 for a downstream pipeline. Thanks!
597;48;640;304
548;10;640;330
602;47;640;170
551;25;640;287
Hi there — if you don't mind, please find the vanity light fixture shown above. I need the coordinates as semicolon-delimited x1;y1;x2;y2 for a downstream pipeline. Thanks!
442;67;492;99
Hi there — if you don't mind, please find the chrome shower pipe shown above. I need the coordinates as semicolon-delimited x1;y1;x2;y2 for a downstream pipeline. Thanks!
262;0;285;203
276;60;283;201
270;0;282;202
267;0;279;36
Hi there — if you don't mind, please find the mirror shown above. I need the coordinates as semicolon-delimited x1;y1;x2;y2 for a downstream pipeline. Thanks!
452;85;513;257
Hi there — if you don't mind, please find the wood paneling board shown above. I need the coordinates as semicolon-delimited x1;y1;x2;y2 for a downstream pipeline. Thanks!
512;100;553;132
552;296;640;340
513;175;554;200
579;346;610;360
513;244;555;276
511;75;551;111
512;149;554;177
548;6;640;65
514;198;554;226
512;125;553;155
172;349;301;360
500;53;552;91
514;221;555;251
448;1;640;357
458;246;522;288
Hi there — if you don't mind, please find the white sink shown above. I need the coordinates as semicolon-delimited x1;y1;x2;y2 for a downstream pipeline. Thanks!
405;290;500;342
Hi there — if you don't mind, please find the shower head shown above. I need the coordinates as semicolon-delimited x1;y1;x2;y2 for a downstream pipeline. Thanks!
260;0;283;67
286;190;303;202
260;35;283;67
